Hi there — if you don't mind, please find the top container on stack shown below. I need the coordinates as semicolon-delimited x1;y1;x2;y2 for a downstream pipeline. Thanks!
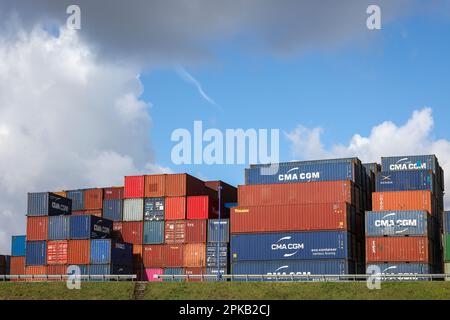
232;158;370;278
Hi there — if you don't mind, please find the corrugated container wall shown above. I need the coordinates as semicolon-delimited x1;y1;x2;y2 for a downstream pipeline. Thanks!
444;211;450;234
366;237;431;262
70;216;113;240
365;211;431;237
230;203;353;234
123;198;144;221
25;241;47;266
206;244;229;268
84;188;103;210
143;245;163;267
68;240;90;265
187;196;218;219
102;199;123;221
372;191;434;213
375;170;435;193
121;222;143;245
28;192;72;216
26;217;48;241
184;243;206;267
103;187;124;200
124;176;145;198
144;268;163;282
366;263;432;277
10;256;26;275
66;190;84;211
144;221;164;244
144;174;166;197
186;220;207;243
144;197;165;221
162;245;183;267
165;197;186;220
208;219;230;243
165;221;186;244
165;174;206;197
11;236;26;256
47;240;68;265
238;181;354;207
48;215;70;240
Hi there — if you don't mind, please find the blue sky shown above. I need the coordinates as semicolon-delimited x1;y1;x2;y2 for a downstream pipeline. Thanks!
141;11;450;186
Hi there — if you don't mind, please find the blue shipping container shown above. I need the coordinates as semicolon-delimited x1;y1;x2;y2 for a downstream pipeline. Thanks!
366;211;431;237
231;231;352;262
207;219;230;243
48;215;70;240
366;263;432;280
11;235;26;257
90;240;133;265
103;199;123;221
376;170;434;193
445;211;450;234
25;241;46;266
206;243;229;267
144;198;165;221
89;264;133;276
163;268;184;282
70;215;113;240
231;260;353;278
66;190;84;211
143;221;164;244
27;192;72;216
245;162;356;185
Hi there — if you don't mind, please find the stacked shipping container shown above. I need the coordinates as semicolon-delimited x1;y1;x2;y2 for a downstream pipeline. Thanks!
10;236;26;277
444;211;450;274
366;155;445;278
232;158;370;279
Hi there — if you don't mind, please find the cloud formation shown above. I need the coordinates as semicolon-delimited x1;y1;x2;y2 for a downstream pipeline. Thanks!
286;108;450;206
0;27;166;253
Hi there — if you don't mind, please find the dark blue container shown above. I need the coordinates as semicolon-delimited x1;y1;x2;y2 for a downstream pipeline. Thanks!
48;215;70;240
66;190;84;211
245;162;356;185
444;211;450;234
144;198;165;221
70;215;113;239
207;219;230;243
375;170;434;192
231;231;352;262
363;163;381;175
231;260;353;278
366;263;432;279
27;192;72;216
11;235;26;256
163;268;184;282
206;243;229;268
143;221;164;244
90;239;132;265
102;199;123;221
89;264;133;276
25;241;46;266
366;211;430;237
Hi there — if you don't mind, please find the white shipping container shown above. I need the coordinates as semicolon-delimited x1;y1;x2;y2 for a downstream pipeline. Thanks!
123;198;144;221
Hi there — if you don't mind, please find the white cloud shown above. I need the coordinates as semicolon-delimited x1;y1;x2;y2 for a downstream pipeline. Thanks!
285;108;450;206
0;27;166;253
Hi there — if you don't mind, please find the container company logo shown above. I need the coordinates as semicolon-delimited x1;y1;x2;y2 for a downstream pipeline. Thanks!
51;201;70;213
389;158;427;171
267;265;311;277
374;213;418;234
278;167;320;182
271;236;304;257
93;223;111;234
379;174;393;185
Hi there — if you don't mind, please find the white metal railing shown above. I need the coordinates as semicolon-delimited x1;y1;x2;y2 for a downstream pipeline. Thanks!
0;274;137;282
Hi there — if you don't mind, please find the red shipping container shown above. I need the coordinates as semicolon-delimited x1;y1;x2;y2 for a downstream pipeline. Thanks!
47;265;67;276
238;181;354;206
144;174;166;198
143;245;163;267
183;243;206;267
185;267;205;282
165;174;206;197
133;245;143;270
68;240;90;265
122;222;143;244
205;180;237;204
10;256;25;275
85;209;102;217
372;191;433;213
186;220;207;243
72;210;87;216
26;216;48;241
47;240;68;265
187;196;218;219
161;245;184;267
112;222;123;240
230;203;353;234
25;266;47;276
366;237;431;263
103;187;124;200
165;197;186;220
84;188;103;210
124;175;145;198
165;221;186;244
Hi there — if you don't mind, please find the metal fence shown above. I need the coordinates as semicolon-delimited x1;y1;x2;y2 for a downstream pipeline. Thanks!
0;274;137;282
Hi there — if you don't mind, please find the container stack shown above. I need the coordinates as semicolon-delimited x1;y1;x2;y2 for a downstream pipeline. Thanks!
444;211;450;274
9;236;26;277
231;158;369;278
366;155;445;277
120;174;236;281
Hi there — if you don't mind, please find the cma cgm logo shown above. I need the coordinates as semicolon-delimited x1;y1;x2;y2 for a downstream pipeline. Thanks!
389;158;427;171
51;202;70;212
278;167;320;182
93;224;111;233
271;236;304;257
267;265;311;276
374;213;417;234
379;175;393;185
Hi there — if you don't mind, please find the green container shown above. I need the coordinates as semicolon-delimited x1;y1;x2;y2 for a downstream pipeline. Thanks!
445;234;450;261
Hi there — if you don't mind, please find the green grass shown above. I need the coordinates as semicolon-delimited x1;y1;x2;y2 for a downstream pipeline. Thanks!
1;281;450;300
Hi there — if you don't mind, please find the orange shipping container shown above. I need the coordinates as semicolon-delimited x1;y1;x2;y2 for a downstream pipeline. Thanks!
183;243;206;267
165;197;186;220
185;220;207;243
47;240;68;265
84;188;103;210
366;237;431;263
47;265;67;275
85;209;102;217
372;191;434;213
68;240;90;265
26;216;48;241
25;266;47;281
161;245;183;267
143;245;164;267
144;174;166;197
165;174;206;197
112;222;123;240
53;191;67;198
185;267;205;282
10;256;25;275
133;245;143;270
238;181;355;206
